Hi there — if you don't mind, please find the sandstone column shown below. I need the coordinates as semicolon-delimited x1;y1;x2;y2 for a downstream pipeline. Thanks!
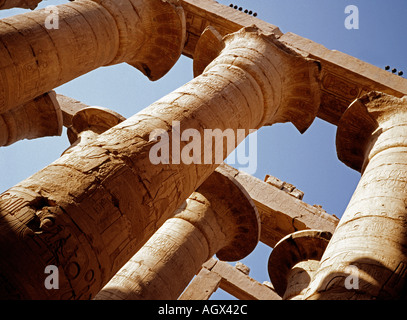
63;106;126;155
94;168;260;300
304;92;407;300
0;26;320;299
0;91;63;146
0;0;186;113
268;230;331;300
0;0;42;10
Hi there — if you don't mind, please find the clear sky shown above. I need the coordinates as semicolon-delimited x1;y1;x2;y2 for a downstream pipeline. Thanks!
0;0;406;300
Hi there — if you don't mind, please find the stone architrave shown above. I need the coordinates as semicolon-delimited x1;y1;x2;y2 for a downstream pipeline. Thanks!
0;0;186;114
304;92;407;300
0;91;63;147
0;26;320;299
94;168;260;300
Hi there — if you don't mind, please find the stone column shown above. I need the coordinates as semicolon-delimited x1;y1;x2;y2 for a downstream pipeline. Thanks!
63;106;126;155
0;91;63;147
0;0;42;10
0;0;186;114
0;26;320;299
268;230;331;300
94;168;260;300
304;92;407;300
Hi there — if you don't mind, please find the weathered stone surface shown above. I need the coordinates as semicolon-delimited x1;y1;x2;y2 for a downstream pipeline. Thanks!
1;0;404;301
180;0;407;126
178;267;222;300
192;26;224;77
180;0;282;58
235;262;250;275
268;230;331;300
219;163;339;248
94;169;260;300
264;174;304;200
0;26;320;299
196;26;321;133
63;106;126;155
0;0;186;113
181;258;281;300
280;33;407;125
0;0;42;10
0;91;62;146
56;94;95;129
304;92;407;300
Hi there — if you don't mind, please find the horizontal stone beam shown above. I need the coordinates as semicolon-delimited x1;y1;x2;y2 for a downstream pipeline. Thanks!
218;164;339;248
181;0;407;126
178;262;222;300
212;259;280;300
55;94;93;129
179;258;281;300
280;33;407;125
180;0;282;58
56;1;407;129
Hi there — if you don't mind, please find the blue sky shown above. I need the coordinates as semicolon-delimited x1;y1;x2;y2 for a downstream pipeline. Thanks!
0;1;406;299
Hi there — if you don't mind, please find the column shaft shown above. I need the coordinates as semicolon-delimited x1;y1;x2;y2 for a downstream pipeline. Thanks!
95;169;259;300
0;27;319;299
304;92;407;300
0;0;185;113
0;91;62;146
95;212;212;300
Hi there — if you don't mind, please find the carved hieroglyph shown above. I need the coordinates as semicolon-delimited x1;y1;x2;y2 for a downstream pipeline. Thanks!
0;91;63;146
0;0;186;113
94;168;260;300
304;92;407;300
0;26;320;299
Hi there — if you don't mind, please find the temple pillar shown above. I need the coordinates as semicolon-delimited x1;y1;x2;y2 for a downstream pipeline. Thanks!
94;168;260;300
304;92;407;300
63;106;126;155
0;26;320;299
268;230;331;300
0;0;42;10
0;0;186;113
0;91;63;146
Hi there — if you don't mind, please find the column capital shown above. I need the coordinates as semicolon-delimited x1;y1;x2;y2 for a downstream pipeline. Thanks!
175;167;261;262
98;0;186;80
64;106;125;154
0;0;186;113
0;91;63;147
193;25;321;133
268;230;331;298
336;91;407;172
